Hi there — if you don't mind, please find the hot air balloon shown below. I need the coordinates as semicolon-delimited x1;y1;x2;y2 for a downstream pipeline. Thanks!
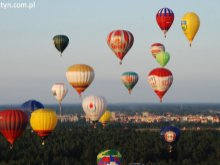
51;83;68;117
156;51;170;67
99;110;111;128
156;7;174;38
150;43;165;58
121;72;139;94
107;30;134;64
181;12;200;46
21;99;44;118
66;64;94;98
148;68;173;102
97;149;123;165
160;126;180;152
82;95;107;128
30;109;58;145
53;35;69;56
0;109;28;149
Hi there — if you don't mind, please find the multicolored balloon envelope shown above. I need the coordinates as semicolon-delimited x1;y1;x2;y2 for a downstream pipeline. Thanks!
150;43;165;58
156;51;170;67
160;126;180;144
66;64;95;97
121;72;139;94
99;110;111;127
97;149;123;165
82;95;107;128
156;7;174;37
107;30;134;64
0;109;28;148
181;12;200;46
148;68;173;102
53;35;69;56
30;109;58;145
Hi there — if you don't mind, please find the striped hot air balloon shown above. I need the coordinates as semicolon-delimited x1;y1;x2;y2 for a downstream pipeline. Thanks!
148;68;173;102
0;109;28;148
51;83;68;117
82;95;107;128
150;43;165;58
66;64;95;98
121;72;139;94
53;35;69;56
107;30;134;64
30;109;57;145
97;149;123;165
156;7;174;38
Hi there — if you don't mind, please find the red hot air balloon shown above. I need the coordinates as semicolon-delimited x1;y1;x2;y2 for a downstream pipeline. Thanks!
107;30;134;65
0;109;28;148
156;8;174;38
150;43;165;58
148;68;173;102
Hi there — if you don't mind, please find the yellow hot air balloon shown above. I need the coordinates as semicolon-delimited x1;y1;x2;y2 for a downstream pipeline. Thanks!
99;110;111;128
66;64;95;98
30;109;57;145
181;12;200;46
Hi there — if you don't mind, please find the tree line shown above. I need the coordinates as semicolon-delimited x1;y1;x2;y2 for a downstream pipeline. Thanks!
0;122;220;165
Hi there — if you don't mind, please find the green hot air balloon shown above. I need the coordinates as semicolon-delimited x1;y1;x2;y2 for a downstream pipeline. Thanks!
121;72;139;94
156;51;170;67
53;35;69;56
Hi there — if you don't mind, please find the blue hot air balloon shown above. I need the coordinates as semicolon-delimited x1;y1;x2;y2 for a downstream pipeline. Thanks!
160;125;180;152
21;100;44;117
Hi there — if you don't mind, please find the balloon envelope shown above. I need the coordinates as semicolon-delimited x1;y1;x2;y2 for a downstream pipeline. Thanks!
181;12;200;46
97;149;123;165
53;35;69;55
99;110;111;126
30;109;57;139
156;7;174;37
160;126;180;144
107;30;134;64
0;109;28;145
156;52;170;67
148;68;173;102
51;83;68;103
121;72;139;94
66;64;94;97
150;43;165;58
21;100;44;117
82;95;107;122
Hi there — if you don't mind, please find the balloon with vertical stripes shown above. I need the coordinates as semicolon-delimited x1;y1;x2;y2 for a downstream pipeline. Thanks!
66;64;95;98
0;109;28;148
53;35;69;56
156;7;174;38
107;30;134;65
121;72;139;94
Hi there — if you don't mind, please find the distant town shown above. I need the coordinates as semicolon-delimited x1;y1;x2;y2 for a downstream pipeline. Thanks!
58;111;220;124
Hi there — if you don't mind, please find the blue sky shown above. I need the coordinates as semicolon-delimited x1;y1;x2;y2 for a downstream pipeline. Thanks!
0;0;220;104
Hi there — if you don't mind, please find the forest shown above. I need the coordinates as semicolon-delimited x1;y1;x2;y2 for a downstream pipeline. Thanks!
0;121;220;165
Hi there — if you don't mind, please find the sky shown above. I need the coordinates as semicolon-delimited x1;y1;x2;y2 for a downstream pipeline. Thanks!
0;0;220;105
